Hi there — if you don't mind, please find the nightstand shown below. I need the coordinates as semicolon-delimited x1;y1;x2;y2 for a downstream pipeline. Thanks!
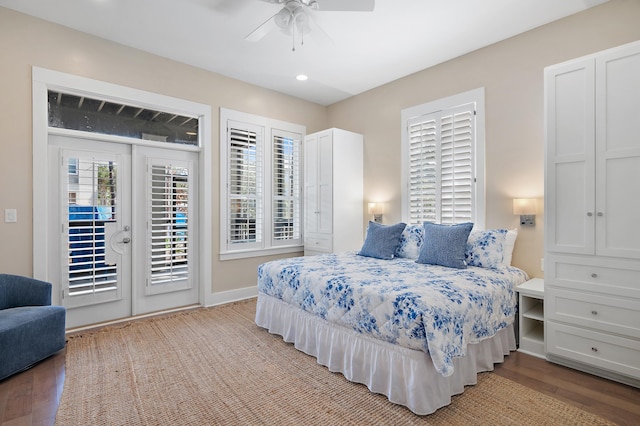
516;278;545;358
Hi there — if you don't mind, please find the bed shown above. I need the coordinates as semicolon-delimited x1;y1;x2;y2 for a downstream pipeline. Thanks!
255;222;527;415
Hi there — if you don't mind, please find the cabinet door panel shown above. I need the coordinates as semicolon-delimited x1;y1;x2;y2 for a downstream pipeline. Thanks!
554;162;591;251
597;46;640;153
596;44;640;259
545;59;595;254
600;155;640;258
318;133;333;234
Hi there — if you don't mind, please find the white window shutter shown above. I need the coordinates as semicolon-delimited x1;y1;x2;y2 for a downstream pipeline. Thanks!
147;160;191;289
408;117;438;224
227;122;264;250
272;129;302;246
407;103;476;225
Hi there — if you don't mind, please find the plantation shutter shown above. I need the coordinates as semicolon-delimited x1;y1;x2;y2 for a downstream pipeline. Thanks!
65;153;119;302
407;116;438;223
147;158;192;292
272;129;302;246
227;121;263;250
407;103;475;225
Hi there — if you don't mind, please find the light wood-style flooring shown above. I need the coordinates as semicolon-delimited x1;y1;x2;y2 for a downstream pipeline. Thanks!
1;348;638;425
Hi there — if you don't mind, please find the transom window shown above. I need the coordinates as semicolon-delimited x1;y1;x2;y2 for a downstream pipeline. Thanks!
48;91;199;145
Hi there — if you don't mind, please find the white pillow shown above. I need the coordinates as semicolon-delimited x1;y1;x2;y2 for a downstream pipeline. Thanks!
395;224;424;260
502;228;518;266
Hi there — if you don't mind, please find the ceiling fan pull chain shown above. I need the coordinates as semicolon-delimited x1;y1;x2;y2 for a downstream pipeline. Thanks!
292;23;296;51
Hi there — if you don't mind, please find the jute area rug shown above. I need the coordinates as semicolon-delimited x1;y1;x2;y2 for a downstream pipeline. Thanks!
56;299;613;425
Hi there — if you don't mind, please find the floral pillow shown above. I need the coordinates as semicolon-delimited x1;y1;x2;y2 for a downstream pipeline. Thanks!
395;224;424;260
464;228;508;268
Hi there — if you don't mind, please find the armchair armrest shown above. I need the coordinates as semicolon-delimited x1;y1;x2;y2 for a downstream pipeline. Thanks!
0;274;52;309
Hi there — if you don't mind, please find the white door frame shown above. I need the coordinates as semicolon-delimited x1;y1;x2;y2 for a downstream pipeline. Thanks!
32;67;212;310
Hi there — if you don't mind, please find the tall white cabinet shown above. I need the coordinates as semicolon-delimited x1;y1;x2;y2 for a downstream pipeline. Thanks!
544;40;640;387
304;128;363;256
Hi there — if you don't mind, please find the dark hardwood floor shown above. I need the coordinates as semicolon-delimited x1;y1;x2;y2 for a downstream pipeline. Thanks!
0;349;638;425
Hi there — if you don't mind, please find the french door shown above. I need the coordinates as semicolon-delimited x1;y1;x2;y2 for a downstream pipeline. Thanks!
49;135;198;328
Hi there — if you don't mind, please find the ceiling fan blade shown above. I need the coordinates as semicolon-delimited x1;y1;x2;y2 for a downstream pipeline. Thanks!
245;12;280;42
314;0;374;12
305;11;333;45
210;0;250;14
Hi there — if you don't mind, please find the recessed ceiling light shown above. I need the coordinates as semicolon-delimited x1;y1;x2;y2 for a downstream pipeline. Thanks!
296;74;308;81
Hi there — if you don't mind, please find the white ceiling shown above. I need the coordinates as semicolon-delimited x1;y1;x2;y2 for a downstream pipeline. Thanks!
1;0;608;105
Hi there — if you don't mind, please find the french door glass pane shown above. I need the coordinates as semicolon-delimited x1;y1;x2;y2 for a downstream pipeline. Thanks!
67;157;118;297
149;164;190;286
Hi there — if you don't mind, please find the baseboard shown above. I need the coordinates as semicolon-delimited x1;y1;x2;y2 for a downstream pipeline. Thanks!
204;285;258;307
546;354;640;388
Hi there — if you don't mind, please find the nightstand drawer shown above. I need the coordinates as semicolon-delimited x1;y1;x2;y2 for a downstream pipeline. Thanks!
546;288;640;338
547;322;640;380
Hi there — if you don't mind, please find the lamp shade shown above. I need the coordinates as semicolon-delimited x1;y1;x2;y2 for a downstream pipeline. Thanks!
367;202;383;215
513;198;536;215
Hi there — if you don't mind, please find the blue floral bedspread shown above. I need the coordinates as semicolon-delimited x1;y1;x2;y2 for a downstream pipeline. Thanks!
257;251;528;377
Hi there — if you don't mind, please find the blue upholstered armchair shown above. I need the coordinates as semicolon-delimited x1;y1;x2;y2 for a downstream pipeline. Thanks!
0;274;66;381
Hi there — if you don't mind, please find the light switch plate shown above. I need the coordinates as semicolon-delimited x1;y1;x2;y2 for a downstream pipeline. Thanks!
4;209;17;223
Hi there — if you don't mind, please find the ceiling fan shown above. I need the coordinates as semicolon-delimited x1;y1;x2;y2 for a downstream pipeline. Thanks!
245;0;375;51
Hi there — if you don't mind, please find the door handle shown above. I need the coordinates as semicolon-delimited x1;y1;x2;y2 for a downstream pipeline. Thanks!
105;224;131;265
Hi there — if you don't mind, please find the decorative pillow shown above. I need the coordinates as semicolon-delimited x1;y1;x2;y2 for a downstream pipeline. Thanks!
465;228;508;268
416;222;474;269
395;224;424;260
357;221;407;260
501;228;518;265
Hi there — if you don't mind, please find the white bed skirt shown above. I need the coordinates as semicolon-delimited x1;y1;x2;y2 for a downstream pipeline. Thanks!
255;293;516;415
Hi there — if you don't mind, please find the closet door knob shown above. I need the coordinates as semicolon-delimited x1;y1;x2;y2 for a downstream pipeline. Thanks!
597;212;604;217
587;212;593;217
591;310;598;315
591;273;598;278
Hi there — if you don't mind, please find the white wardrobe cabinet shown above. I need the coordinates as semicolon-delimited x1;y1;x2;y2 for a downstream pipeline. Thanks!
544;40;640;387
304;128;363;256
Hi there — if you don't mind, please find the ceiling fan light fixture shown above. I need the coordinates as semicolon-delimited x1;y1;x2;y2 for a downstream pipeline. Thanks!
245;0;374;48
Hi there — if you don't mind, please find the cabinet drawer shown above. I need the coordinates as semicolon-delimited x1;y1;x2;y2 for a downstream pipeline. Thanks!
546;288;640;338
547;321;640;380
547;255;640;298
305;234;332;252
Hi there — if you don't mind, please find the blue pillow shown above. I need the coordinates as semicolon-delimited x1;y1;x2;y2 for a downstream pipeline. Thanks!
357;221;407;260
416;222;474;269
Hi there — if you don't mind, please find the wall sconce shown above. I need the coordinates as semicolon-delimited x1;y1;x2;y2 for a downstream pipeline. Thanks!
513;198;536;226
368;202;384;224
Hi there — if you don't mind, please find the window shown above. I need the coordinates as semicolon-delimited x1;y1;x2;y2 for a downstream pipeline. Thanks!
401;88;485;227
220;108;304;259
48;91;199;145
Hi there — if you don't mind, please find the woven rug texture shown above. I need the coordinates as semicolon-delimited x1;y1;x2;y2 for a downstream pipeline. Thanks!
55;299;614;425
